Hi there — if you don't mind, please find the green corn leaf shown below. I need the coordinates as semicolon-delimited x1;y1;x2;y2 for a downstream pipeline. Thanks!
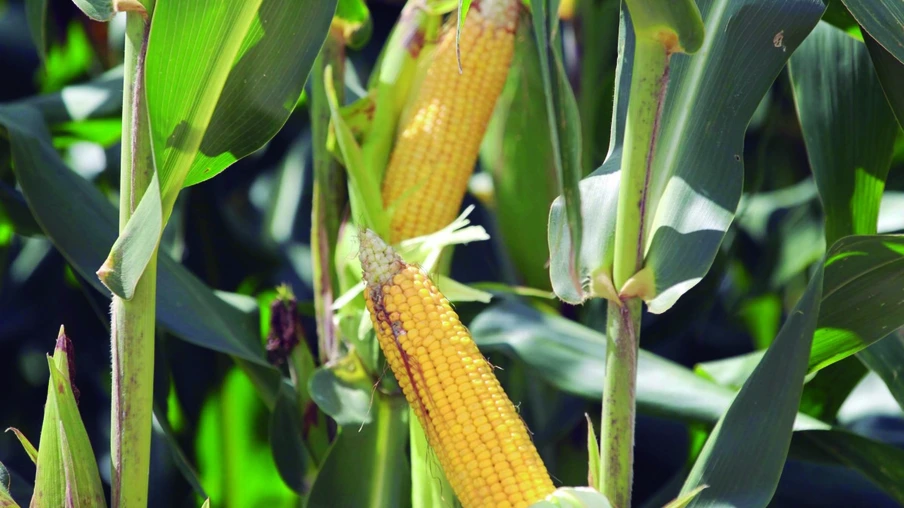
0;104;267;364
97;171;162;299
25;0;47;63
308;396;410;508
308;355;374;427
680;267;823;506
480;21;559;290
789;21;896;247
4;429;37;465
144;0;336;207
662;486;708;508
12;67;122;124
789;20;902;417
841;0;904;65
469;299;827;429
269;381;312;495
533;0;584;296
864;31;904;129
70;0;115;21
585;415;600;492
809;235;904;372
324;65;389;238
548;0;824;311
790;429;904;504
0;461;20;508
31;328;106;508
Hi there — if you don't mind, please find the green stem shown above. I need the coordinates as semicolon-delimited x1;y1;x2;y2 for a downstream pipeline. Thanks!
111;5;156;507
612;38;668;289
603;35;670;508
600;298;641;508
288;346;329;465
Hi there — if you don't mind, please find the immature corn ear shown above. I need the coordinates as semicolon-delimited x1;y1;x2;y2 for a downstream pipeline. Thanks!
358;230;555;508
31;327;106;508
381;0;520;243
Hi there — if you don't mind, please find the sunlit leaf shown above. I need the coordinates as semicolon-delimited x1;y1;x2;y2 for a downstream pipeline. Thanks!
549;0;824;312
531;487;612;508
144;0;336;200
789;21;896;246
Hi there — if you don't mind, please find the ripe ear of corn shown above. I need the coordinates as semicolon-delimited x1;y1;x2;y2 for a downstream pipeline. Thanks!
381;0;520;244
358;229;555;508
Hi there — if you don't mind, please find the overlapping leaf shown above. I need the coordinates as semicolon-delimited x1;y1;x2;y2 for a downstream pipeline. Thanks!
680;268;823;507
469;300;826;429
549;0;824;312
0;104;266;363
145;0;337;195
842;0;904;65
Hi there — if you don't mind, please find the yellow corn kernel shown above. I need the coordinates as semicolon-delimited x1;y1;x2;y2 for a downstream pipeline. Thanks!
382;0;519;243
358;229;555;508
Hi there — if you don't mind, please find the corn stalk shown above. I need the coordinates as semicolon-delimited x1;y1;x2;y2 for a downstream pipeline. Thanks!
111;2;157;506
602;2;703;506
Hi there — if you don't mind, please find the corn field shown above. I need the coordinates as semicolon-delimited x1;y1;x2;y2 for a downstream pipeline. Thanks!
1;0;904;506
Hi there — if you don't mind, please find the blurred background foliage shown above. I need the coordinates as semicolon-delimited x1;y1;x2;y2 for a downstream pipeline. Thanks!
0;0;903;506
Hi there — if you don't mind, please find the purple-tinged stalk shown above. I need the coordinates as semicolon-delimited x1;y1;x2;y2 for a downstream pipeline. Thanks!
602;1;703;505
110;2;157;507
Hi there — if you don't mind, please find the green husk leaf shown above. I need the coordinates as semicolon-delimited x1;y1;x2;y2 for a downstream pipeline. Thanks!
4;429;37;465
31;330;106;508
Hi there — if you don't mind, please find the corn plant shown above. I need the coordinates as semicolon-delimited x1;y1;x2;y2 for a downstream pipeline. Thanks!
1;0;904;507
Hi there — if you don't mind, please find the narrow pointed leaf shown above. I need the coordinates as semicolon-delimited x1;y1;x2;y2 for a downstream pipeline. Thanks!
533;0;584;293
586;415;600;491
25;0;47;63
663;486;708;508
32;354;106;508
4;429;37;465
680;267;824;507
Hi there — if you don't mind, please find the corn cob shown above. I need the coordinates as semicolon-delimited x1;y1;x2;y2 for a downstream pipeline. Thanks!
382;0;519;243
359;229;555;508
